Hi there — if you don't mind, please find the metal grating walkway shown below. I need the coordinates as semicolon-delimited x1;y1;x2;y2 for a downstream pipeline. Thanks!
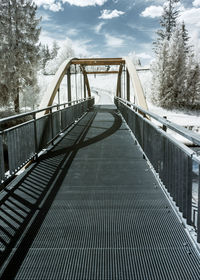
1;105;200;279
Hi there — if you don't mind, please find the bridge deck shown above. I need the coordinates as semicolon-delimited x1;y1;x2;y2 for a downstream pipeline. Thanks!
1;105;200;279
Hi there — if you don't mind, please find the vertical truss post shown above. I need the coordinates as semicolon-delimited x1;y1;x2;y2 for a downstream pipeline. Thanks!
116;64;123;98
84;74;86;99
67;67;71;103
126;68;130;101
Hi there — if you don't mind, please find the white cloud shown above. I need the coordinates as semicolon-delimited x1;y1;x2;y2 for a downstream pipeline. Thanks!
105;34;124;47
67;28;79;36
141;5;163;18
35;0;107;11
39;30;91;56
180;7;200;28
38;11;51;21
62;0;107;7
99;9;125;19
193;0;200;7
35;0;63;12
179;7;200;55
94;22;105;34
136;52;152;60
145;0;164;3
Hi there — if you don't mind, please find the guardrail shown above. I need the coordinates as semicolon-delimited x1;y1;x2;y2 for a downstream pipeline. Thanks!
115;97;200;243
0;97;94;187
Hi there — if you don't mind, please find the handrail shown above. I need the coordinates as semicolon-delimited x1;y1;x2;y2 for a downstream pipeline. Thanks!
0;97;95;187
116;97;200;147
115;97;200;242
0;98;87;126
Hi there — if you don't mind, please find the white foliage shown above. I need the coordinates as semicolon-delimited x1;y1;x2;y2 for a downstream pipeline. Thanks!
45;39;75;74
0;0;40;112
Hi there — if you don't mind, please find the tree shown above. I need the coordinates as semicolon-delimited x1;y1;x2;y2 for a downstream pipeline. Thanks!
166;26;187;108
0;0;40;113
45;39;75;74
151;39;170;106
181;21;190;54
185;55;200;107
40;44;51;72
151;25;188;109
154;0;180;52
51;40;60;60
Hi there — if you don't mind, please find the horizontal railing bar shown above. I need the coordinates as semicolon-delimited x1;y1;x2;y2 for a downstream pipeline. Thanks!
116;97;200;147
0;98;91;126
4;119;34;133
120;100;198;160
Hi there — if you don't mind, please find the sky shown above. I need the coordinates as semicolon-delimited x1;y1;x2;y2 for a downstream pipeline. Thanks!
35;0;200;65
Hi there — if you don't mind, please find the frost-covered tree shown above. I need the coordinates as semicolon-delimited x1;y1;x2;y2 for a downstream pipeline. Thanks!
151;25;188;109
51;41;60;60
154;0;180;52
151;39;170;106
185;55;200;107
0;0;40;112
167;27;187;108
152;22;200;109
40;44;51;72
45;39;75;74
181;21;190;54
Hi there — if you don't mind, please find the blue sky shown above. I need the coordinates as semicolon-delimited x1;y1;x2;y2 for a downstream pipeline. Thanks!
35;0;200;65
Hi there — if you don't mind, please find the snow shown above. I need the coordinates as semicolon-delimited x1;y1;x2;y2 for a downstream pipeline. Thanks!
37;69;200;135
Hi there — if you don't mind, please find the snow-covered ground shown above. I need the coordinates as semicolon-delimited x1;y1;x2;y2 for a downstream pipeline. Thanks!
38;70;200;137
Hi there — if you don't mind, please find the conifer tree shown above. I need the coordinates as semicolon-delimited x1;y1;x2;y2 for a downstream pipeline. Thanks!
0;0;40;112
154;0;180;52
185;55;200;107
181;21;190;53
51;41;60;60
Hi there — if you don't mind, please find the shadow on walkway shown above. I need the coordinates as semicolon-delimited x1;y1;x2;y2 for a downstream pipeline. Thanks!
0;106;122;278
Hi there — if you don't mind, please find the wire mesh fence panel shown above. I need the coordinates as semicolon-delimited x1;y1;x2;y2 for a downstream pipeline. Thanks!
61;107;72;130
36;115;52;150
143;120;164;175
7;121;35;175
115;98;197;235
52;111;61;137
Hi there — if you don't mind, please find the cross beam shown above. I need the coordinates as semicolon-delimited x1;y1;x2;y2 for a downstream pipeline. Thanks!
71;58;125;66
86;71;119;75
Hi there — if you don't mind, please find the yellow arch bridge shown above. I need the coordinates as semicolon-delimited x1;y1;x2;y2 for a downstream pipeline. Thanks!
0;58;200;279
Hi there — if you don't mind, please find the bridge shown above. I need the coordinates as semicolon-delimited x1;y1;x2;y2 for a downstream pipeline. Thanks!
0;57;200;279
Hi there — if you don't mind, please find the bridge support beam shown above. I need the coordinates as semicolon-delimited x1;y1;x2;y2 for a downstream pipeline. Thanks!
116;64;123;98
84;74;87;98
126;69;130;101
67;68;71;102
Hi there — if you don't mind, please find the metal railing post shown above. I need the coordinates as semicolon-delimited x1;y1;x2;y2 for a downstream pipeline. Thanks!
197;164;200;242
50;107;54;144
186;156;192;225
33;112;38;159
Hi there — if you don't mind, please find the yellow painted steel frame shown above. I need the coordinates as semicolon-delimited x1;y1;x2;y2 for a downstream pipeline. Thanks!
39;57;91;115
124;56;148;110
39;57;148;116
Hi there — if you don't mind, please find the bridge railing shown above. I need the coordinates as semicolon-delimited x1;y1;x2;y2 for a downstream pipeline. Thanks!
115;97;200;243
0;97;94;188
